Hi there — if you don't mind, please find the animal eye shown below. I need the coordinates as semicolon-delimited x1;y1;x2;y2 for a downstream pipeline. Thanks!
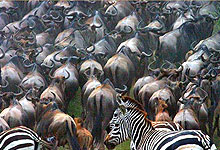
115;123;120;127
113;113;118;117
206;17;211;22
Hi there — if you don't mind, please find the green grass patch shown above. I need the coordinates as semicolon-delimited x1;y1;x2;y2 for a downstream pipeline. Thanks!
67;88;82;117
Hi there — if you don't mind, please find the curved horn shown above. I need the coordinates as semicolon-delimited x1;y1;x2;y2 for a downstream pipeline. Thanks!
27;31;36;46
176;64;183;73
207;13;220;21
148;58;157;72
123;25;133;34
209;53;220;64
28;19;36;29
69;56;80;64
42;14;51;23
163;5;173;15
14;86;24;96
34;9;38;16
86;44;95;53
50;10;60;20
178;99;185;104
0;78;9;88
147;5;159;14
141;49;153;58
34;45;43;57
49;66;55;79
41;59;55;69
91;14;103;30
25;89;33;101
196;87;208;104
19;19;26;28
64;69;70;80
185;68;198;79
54;15;64;23
115;85;128;94
0;48;5;59
50;91;56;102
160;60;175;72
53;51;62;62
23;59;34;68
190;40;198;51
189;1;203;9
105;5;118;17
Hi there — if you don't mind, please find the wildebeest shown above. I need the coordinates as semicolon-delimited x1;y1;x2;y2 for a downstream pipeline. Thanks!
85;79;118;150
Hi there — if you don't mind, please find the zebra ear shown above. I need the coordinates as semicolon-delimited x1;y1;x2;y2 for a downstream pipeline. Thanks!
116;93;124;106
119;105;126;115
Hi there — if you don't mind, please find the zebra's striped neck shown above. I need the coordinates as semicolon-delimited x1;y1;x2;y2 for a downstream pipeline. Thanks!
126;108;154;149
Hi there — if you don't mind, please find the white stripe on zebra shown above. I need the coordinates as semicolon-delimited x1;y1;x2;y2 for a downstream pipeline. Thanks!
4;139;35;150
176;144;205;150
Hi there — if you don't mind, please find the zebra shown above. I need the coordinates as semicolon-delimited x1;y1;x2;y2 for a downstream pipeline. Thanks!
109;95;183;131
0;126;55;150
104;106;217;150
105;95;183;150
107;108;183;132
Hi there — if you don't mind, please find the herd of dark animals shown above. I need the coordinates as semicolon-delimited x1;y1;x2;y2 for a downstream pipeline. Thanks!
0;0;219;150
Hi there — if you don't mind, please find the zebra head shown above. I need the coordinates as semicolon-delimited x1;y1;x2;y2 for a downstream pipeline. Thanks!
104;107;130;149
106;108;123;133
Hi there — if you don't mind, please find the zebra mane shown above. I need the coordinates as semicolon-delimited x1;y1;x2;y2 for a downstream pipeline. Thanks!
126;106;152;125
121;96;145;110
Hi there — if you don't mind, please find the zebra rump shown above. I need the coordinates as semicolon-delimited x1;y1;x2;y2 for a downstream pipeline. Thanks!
0;126;53;150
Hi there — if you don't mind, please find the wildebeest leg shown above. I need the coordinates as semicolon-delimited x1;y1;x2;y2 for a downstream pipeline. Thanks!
213;115;219;137
216;115;220;137
200;123;207;134
208;107;214;138
51;140;58;150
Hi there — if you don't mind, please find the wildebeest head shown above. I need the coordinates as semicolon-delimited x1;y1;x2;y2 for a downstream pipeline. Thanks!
49;69;70;90
19;14;46;34
0;86;23;109
13;26;36;48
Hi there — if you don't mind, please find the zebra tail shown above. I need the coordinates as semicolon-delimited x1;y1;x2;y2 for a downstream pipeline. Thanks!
40;139;56;150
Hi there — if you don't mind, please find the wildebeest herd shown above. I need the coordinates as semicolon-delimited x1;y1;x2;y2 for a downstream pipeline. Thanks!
0;0;219;150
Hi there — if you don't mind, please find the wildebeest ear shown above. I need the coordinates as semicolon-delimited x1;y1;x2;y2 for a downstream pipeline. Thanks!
103;78;115;88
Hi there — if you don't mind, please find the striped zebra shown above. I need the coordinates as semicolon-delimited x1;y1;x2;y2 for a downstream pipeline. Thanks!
104;106;217;150
108;108;183;132
106;95;183;150
108;95;183;132
0;126;55;150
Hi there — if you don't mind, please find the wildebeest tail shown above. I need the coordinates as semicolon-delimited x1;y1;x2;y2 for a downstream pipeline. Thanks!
91;94;103;143
66;120;80;150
